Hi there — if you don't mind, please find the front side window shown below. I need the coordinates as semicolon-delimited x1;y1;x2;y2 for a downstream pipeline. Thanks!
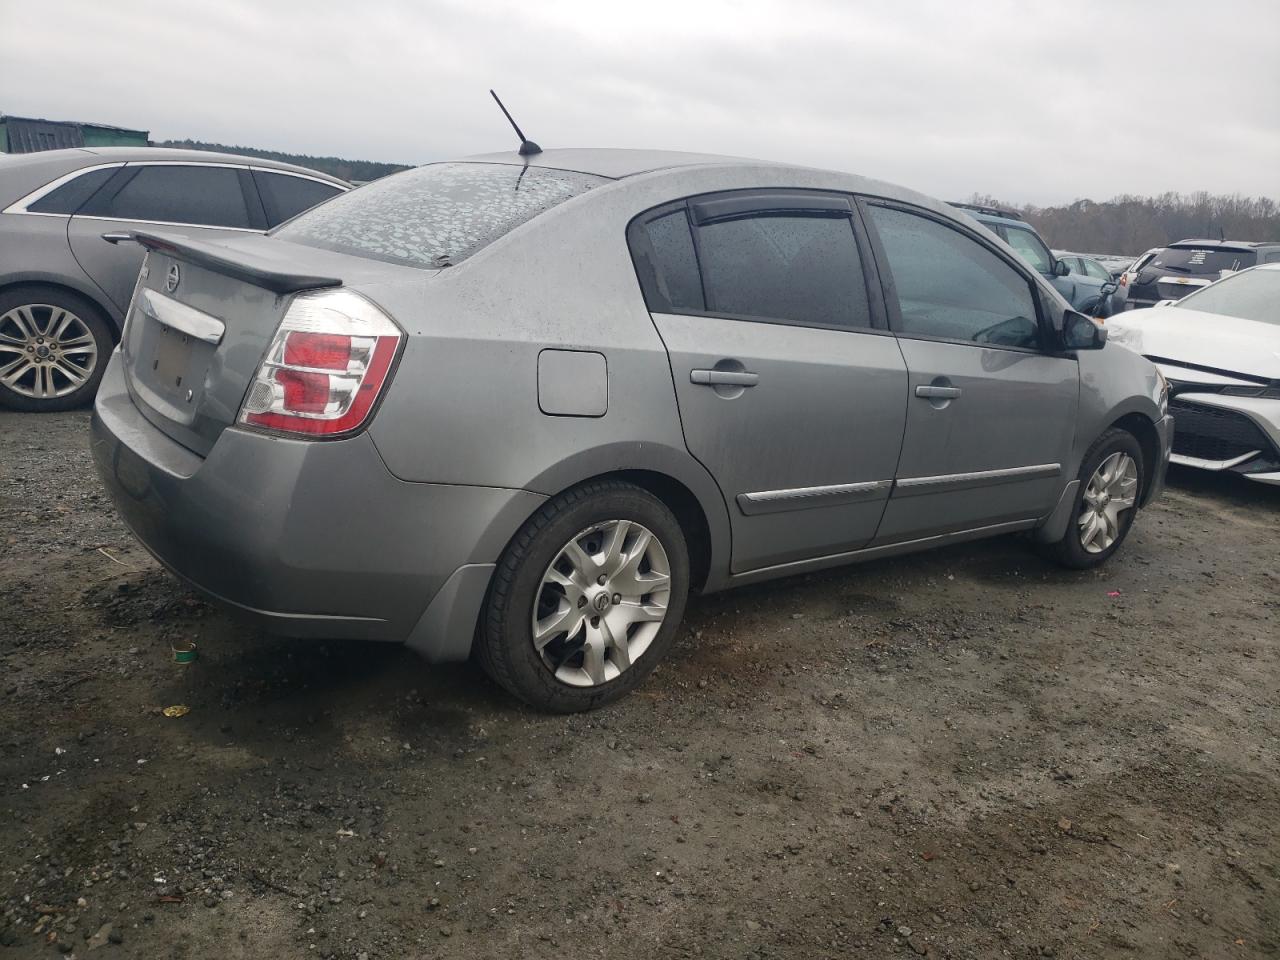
696;213;871;329
90;165;252;228
867;204;1041;349
275;162;608;268
1002;225;1053;274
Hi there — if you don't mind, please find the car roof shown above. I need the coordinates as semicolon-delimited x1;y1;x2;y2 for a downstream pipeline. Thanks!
460;147;779;180
0;146;347;185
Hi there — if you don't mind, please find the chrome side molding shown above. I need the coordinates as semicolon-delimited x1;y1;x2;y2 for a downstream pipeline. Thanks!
894;462;1061;496
737;479;892;516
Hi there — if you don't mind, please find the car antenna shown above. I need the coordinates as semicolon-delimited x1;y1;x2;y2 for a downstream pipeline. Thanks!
489;89;542;157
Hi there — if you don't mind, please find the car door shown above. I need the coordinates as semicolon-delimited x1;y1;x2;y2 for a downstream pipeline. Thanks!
67;163;264;315
628;190;909;573
860;201;1079;543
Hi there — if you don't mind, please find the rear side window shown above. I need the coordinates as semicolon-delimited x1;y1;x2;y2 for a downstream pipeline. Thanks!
637;211;704;313
867;204;1041;349
254;171;343;227
27;167;117;214
275;162;609;268
87;165;252;228
696;214;871;329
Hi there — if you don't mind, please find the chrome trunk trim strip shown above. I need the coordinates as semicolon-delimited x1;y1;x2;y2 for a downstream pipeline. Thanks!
139;290;225;345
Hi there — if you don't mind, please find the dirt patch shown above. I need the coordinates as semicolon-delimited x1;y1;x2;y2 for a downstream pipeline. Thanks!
1;410;1277;958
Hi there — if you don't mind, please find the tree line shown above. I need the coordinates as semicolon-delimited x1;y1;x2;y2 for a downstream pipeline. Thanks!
968;192;1280;256
158;140;410;184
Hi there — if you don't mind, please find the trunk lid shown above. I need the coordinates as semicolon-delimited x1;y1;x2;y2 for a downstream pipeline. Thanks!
120;230;414;456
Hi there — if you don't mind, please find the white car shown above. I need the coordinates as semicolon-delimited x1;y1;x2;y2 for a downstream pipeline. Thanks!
1106;263;1280;485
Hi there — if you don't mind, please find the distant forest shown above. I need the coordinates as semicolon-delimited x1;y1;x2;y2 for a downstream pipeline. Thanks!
968;192;1280;256
158;139;410;183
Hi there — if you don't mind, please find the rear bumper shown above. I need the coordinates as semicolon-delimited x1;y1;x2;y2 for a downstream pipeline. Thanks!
90;352;544;658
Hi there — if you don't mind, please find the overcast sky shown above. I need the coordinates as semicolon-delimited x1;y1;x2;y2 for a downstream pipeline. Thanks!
2;0;1277;205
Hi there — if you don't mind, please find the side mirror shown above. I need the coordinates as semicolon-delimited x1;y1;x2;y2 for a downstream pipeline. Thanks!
1053;259;1071;277
1062;310;1107;350
1101;280;1119;297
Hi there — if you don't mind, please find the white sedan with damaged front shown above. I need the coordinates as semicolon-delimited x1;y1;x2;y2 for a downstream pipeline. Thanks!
1106;263;1280;485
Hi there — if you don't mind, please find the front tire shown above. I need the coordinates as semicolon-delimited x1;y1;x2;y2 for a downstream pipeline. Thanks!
1044;428;1144;569
477;480;690;712
0;286;113;412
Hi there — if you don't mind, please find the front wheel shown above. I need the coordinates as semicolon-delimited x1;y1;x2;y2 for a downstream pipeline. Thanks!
1043;428;1144;569
477;480;690;712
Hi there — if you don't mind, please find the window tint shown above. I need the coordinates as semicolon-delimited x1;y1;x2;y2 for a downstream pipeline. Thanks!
27;167;117;214
637;210;704;313
1002;226;1053;273
695;214;871;328
868;205;1041;349
94;165;251;228
1153;247;1256;273
275;162;608;268
254;171;343;227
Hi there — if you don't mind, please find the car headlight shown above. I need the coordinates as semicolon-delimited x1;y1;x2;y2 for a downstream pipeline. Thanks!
1154;368;1169;415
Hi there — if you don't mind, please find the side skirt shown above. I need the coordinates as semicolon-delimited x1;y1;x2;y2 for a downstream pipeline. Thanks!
725;518;1040;588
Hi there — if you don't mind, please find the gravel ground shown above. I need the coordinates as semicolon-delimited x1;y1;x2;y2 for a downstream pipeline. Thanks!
1;409;1277;959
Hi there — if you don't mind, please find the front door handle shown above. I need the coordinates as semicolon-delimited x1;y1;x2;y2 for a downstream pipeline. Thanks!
691;369;759;387
101;231;136;245
915;384;961;399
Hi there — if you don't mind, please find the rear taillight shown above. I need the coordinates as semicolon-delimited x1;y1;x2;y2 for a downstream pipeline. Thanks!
239;289;401;437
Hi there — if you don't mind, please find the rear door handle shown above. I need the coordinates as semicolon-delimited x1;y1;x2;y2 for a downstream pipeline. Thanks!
101;231;135;245
915;385;961;399
691;369;759;387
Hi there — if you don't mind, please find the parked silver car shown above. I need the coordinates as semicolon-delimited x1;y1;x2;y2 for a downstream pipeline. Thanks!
0;147;347;410
91;148;1172;711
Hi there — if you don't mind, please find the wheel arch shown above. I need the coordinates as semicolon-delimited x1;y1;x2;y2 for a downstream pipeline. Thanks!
518;443;733;594
0;276;122;342
1108;411;1162;505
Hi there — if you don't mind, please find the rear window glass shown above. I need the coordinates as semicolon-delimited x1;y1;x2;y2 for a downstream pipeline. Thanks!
254;171;343;227
275;162;609;268
1002;226;1053;274
1150;247;1257;274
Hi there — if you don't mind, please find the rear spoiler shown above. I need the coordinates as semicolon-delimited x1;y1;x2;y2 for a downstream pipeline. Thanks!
128;230;341;295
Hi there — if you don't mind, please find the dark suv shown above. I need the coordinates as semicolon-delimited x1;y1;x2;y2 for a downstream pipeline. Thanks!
1124;239;1280;309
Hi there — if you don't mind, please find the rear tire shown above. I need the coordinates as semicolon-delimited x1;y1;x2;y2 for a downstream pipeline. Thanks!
0;286;113;412
1043;428;1144;569
477;480;690;712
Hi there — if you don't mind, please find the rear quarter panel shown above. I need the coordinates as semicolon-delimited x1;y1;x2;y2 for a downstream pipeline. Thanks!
0;213;117;324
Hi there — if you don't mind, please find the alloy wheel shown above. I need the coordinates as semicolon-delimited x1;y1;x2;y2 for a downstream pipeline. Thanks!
532;519;672;687
0;303;99;400
1078;451;1138;554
